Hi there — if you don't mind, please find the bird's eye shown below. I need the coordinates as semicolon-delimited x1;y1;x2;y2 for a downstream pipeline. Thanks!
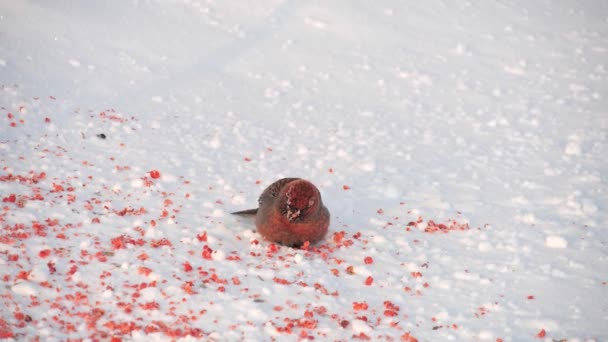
308;198;315;207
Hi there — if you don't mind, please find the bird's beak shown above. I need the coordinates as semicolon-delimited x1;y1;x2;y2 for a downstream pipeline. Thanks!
287;208;300;221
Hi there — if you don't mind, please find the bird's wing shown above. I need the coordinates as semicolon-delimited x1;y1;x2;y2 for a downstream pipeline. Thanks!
258;178;300;206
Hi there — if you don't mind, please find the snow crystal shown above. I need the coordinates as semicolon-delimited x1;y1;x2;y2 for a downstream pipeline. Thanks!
545;235;568;249
478;330;494;340
12;282;38;296
351;319;372;334
293;253;303;264
503;64;526;75
264;322;279;336
68;59;81;67
450;43;468;55
208;135;222;148
478;242;492;252
358;161;375;172
29;265;48;282
139;287;160;301
211;208;224;217
516;213;536;224
297;144;309;155
131;178;144;187
164;286;183;296
564;141;582;155
231;194;245;205
212;248;225;260
371;234;387;244
435;279;452;289
161;173;176;182
453;271;479;281
71;271;82;282
145;227;159;238
264;87;279;99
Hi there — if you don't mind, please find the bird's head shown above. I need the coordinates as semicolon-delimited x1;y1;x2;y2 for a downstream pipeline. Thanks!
279;179;321;222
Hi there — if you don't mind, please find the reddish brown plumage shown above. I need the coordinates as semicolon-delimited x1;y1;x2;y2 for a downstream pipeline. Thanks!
232;178;330;247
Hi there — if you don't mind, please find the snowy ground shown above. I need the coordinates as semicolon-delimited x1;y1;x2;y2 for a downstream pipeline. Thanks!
1;1;607;341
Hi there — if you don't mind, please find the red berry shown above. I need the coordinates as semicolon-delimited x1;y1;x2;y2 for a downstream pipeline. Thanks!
149;170;161;179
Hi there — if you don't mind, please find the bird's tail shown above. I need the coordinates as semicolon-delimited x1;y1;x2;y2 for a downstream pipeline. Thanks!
231;208;258;216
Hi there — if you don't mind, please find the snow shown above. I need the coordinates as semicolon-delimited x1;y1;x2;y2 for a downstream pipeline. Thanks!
1;0;607;341
545;235;568;249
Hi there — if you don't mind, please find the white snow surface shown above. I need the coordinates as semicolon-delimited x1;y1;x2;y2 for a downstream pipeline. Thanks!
1;1;607;341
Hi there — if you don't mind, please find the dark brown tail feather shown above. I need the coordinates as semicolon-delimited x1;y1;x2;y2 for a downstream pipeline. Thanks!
231;208;258;216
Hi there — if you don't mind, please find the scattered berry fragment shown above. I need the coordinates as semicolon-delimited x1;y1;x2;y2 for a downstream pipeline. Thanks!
536;329;546;338
149;170;161;179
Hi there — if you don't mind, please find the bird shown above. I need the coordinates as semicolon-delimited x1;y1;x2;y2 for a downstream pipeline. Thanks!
232;178;330;248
